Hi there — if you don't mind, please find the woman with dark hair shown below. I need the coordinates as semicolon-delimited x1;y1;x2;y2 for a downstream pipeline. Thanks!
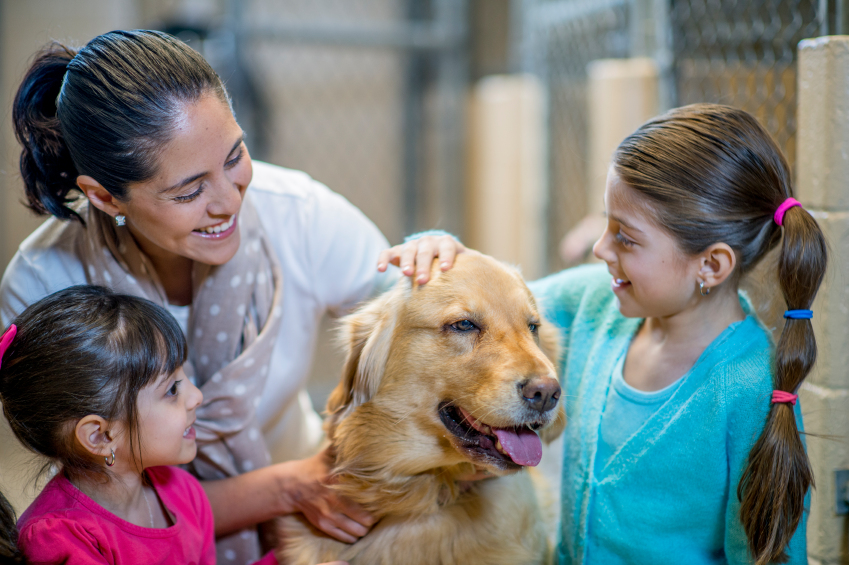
1;29;457;562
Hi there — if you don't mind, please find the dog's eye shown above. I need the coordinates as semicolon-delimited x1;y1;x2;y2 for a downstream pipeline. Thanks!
529;323;539;334
451;320;477;332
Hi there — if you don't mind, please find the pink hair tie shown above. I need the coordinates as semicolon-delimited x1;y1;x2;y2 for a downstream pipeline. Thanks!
771;390;798;405
0;325;16;370
774;197;802;226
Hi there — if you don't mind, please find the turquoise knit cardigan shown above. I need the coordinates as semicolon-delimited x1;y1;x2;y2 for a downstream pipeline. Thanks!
529;264;807;565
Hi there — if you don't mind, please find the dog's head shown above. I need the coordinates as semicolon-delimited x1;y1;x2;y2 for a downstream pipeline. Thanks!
326;253;565;483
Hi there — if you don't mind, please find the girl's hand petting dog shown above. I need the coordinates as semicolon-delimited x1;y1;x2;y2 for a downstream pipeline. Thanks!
377;233;470;284
282;447;376;544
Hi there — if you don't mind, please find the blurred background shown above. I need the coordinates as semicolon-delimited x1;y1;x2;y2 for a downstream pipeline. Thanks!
0;0;831;405
1;0;847;561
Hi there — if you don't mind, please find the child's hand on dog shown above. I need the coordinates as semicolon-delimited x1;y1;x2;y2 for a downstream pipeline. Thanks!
377;233;470;284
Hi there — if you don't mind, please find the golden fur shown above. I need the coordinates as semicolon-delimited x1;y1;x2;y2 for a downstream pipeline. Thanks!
279;253;565;565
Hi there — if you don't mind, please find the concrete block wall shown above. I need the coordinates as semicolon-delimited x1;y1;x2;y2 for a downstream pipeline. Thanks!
797;35;849;565
466;74;547;280
586;58;659;215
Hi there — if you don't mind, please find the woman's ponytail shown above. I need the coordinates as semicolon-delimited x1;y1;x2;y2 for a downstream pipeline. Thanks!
737;204;827;565
11;31;230;221
0;490;24;564
12;43;82;222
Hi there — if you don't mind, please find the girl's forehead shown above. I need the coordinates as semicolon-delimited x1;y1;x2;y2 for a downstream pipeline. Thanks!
605;175;657;225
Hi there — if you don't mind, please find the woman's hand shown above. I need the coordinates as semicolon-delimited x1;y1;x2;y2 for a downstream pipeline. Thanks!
280;447;375;544
377;234;468;284
202;448;375;541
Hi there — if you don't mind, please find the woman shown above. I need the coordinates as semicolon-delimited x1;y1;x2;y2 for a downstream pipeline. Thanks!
1;29;458;562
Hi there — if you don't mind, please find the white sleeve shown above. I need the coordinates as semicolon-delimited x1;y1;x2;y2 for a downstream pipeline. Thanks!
303;181;398;317
0;252;51;326
1;232;89;327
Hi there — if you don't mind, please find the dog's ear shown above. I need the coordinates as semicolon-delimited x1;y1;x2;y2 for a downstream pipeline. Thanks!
537;310;566;444
325;286;400;436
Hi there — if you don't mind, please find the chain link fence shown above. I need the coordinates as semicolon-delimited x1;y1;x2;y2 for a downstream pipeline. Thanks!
514;0;824;272
157;0;469;246
670;0;820;176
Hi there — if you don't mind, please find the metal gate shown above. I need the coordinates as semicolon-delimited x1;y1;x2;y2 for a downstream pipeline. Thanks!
513;0;831;271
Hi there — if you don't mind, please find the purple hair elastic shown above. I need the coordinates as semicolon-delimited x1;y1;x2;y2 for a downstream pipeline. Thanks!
774;197;802;226
0;325;16;370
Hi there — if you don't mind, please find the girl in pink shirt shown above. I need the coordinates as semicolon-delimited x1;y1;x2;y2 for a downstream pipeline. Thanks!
0;286;345;565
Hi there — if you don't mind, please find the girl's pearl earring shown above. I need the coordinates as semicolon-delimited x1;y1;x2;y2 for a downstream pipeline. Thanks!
115;215;126;227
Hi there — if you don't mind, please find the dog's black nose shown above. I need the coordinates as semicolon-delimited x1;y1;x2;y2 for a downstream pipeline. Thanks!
520;378;561;413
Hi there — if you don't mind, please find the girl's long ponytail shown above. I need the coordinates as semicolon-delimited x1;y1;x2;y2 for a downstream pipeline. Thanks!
12;43;82;222
737;204;827;565
0;491;24;564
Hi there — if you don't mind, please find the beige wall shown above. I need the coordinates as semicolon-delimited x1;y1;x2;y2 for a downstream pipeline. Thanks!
467;74;547;280
0;0;140;268
586;58;659;215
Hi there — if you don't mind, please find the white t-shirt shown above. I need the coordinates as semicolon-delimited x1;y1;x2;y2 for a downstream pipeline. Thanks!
0;161;396;469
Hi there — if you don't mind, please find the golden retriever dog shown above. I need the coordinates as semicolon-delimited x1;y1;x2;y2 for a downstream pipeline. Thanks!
279;253;565;565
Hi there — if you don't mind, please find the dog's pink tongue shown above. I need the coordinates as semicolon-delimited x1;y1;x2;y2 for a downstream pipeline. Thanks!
493;427;542;467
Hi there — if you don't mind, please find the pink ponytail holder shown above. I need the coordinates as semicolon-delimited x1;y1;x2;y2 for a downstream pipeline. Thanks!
771;390;798;405
0;325;16;370
774;197;802;226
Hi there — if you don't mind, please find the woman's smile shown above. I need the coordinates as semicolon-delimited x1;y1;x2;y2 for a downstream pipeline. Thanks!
193;214;238;238
111;94;252;271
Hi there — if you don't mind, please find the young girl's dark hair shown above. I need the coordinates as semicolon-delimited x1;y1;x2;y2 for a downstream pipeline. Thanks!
0;285;187;559
612;103;827;565
13;29;229;222
0;492;24;564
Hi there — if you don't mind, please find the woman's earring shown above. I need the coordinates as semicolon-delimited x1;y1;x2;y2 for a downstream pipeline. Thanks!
104;448;116;467
699;281;711;296
115;215;126;227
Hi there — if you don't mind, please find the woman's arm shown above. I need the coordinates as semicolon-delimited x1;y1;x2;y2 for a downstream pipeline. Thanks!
202;447;375;543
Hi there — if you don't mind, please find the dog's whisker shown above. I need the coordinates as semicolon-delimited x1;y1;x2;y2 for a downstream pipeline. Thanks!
446;393;491;428
476;406;501;424
391;406;419;425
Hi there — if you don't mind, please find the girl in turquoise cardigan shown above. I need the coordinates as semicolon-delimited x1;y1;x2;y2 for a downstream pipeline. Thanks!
529;103;828;565
382;104;826;565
